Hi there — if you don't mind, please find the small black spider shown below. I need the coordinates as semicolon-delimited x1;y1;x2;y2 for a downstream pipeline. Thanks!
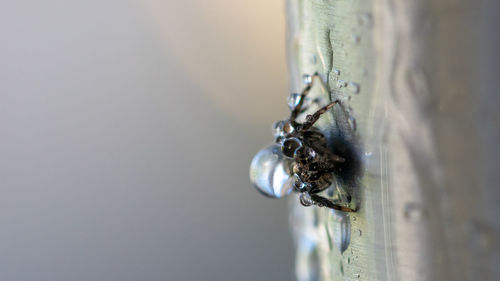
250;73;356;211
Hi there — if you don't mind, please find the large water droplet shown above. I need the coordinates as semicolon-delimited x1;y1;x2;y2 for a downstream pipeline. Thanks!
250;144;293;198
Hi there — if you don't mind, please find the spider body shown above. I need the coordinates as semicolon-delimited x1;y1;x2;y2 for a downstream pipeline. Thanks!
284;129;329;189
249;73;355;211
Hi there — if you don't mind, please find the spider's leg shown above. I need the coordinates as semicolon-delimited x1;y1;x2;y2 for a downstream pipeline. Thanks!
300;100;340;131
310;194;357;212
290;73;329;121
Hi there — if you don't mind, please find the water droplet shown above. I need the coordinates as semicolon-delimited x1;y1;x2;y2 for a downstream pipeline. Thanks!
328;211;351;253
404;202;427;222
354;273;360;278
351;34;361;44
348;82;360;94
303;74;312;85
333;68;341;75
348;115;357;131
290;175;307;192
358;229;362;236
364;151;373;157
358;13;373;27
272;120;286;138
300;193;314;207
336;80;347;88
288;93;302;110
309;54;317;65
250;144;294;198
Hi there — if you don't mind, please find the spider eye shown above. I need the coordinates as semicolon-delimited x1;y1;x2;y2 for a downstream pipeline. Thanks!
249;144;294;198
281;137;303;158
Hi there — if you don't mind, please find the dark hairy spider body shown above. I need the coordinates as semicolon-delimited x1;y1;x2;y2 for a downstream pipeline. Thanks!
291;129;333;190
249;73;356;211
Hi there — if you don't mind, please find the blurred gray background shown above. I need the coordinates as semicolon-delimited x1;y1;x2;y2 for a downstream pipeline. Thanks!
0;0;294;280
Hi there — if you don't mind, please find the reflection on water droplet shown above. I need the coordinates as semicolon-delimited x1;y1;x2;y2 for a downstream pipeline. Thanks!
336;80;347;88
348;82;360;94
364;151;373;158
404;202;427;222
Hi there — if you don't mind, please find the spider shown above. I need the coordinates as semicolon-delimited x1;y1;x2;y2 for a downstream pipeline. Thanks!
249;73;356;211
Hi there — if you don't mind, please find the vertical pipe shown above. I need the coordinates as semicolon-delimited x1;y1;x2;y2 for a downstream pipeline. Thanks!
286;0;500;280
